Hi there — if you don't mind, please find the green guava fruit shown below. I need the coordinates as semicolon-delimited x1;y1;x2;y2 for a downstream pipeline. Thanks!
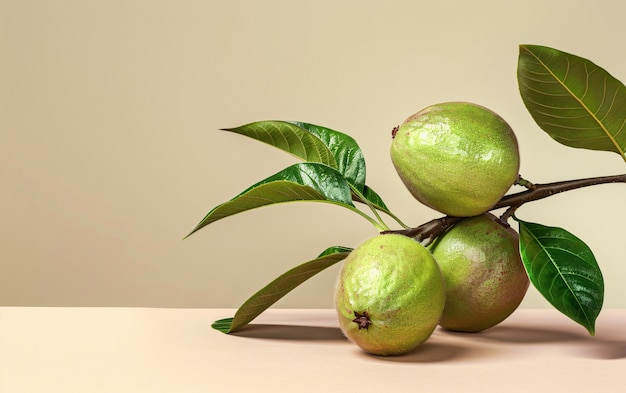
390;102;520;217
334;234;446;355
429;213;529;332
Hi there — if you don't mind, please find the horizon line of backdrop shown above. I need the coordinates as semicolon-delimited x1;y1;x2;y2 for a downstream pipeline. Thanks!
2;0;625;309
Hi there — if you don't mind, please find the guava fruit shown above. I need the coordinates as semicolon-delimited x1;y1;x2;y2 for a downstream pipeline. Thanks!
390;102;520;217
334;234;446;355
429;213;529;332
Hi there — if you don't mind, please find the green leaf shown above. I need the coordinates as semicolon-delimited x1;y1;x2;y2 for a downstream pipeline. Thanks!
317;245;353;257
517;219;604;335
286;122;400;221
211;318;234;333
215;120;402;229
517;45;626;162
356;185;389;211
222;121;392;208
186;162;355;237
290;122;366;191
212;246;353;333
222;121;337;167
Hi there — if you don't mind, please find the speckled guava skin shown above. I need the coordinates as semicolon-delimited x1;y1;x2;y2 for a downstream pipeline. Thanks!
390;102;520;217
429;214;529;332
334;234;446;356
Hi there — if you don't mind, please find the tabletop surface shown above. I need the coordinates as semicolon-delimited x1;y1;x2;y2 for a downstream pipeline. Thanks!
1;307;625;392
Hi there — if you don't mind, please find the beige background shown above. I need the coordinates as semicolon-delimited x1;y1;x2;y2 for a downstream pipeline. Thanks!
1;0;625;309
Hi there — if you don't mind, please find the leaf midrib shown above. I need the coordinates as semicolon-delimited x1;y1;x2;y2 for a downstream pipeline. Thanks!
523;225;593;328
523;46;626;161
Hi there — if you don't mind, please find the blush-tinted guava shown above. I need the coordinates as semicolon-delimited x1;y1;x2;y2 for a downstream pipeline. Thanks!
334;234;446;355
429;213;529;332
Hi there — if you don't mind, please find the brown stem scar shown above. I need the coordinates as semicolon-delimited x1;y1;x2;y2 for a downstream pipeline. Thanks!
391;126;399;139
352;311;372;329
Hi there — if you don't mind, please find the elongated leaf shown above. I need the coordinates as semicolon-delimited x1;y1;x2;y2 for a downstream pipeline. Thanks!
290;122;366;191
187;163;354;237
222;120;392;211
212;246;353;333
517;219;604;335
222;121;337;167
518;45;626;161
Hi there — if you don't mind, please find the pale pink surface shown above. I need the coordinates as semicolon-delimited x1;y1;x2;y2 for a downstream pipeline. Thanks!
2;308;625;392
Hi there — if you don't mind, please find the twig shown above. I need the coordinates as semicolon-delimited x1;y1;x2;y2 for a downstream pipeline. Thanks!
383;173;626;243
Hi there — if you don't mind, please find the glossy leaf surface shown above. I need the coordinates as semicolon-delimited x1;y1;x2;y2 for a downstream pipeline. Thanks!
211;246;353;333
222;121;337;167
517;219;604;335
290;121;366;191
518;45;626;162
222;120;391;212
187;163;354;237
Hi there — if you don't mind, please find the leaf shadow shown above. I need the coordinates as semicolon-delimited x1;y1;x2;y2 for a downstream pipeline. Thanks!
231;323;346;341
442;324;626;360
570;339;626;360
445;324;587;344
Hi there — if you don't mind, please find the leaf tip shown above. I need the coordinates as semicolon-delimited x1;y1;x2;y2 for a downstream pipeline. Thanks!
585;321;597;336
212;317;234;334
182;225;201;240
